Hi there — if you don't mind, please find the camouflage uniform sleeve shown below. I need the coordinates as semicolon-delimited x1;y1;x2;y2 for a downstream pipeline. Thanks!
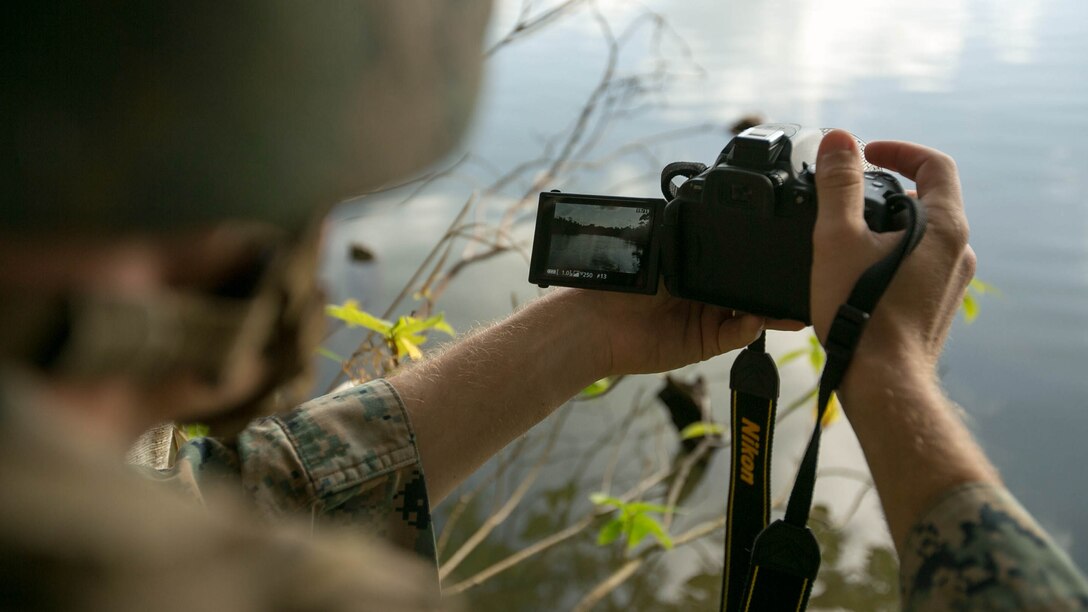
900;482;1088;611
171;379;436;562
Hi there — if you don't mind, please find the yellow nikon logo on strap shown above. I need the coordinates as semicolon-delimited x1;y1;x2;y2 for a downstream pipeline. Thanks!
739;417;761;485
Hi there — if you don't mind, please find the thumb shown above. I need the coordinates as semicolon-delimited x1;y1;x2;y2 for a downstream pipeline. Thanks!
815;129;866;233
718;314;765;353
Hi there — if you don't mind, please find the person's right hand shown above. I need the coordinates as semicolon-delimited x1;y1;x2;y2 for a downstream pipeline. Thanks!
810;130;976;404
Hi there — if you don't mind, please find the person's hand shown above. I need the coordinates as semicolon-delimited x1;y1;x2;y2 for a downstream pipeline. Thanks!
572;288;804;377
810;130;976;401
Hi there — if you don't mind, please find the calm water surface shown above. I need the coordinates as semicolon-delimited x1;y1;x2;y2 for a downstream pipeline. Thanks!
548;234;643;274
322;0;1088;607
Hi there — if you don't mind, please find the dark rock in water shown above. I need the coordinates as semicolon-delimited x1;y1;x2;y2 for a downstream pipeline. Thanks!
349;242;376;263
657;374;715;454
731;114;766;135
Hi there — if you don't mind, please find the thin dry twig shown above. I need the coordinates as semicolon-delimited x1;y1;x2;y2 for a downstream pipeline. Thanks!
436;435;533;558
573;559;643;612
662;438;715;531
486;0;589;57
438;406;572;581
444;510;597;595
443;440;676;595
571;515;728;611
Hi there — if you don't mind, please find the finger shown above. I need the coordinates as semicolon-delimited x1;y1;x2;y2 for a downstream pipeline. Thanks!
815;129;867;233
730;310;803;332
765;318;806;332
867;140;969;252
718;314;765;352
931;244;977;351
864;141;961;202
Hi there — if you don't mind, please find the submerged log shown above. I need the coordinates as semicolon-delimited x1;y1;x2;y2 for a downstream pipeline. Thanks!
349;242;377;263
730;114;767;135
657;374;717;454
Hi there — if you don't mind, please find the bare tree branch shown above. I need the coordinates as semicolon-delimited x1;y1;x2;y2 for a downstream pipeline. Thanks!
486;0;589;57
436;434;532;558
438;406;572;580
571;515;728;611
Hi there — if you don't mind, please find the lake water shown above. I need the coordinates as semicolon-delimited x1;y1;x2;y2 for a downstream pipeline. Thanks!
320;0;1088;608
547;234;643;274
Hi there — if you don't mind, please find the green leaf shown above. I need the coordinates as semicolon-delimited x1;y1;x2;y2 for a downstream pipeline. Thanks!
325;300;392;335
624;502;675;515
680;421;724;440
969;278;1000;296
431;319;456;337
634;513;674;550
961;277;1000;323
397;312;456;337
315;347;345;364
808;335;825;371
817;392;841;427
383;313;458;360
180;423;209;439
579;376;617;399
627;513;673;550
394;336;424;361
422;313;456;337
962;291;979;324
396;331;429;347
777;347;808;367
589;493;624;509
597;518;624;546
627;515;651;550
779;335;825;374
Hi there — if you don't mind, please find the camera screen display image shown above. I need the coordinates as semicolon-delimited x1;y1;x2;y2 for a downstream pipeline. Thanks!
529;193;663;293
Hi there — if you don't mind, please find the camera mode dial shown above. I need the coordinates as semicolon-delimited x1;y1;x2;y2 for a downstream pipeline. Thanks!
862;171;909;233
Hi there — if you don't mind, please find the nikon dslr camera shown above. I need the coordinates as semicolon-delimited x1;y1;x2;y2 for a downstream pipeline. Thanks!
528;123;910;324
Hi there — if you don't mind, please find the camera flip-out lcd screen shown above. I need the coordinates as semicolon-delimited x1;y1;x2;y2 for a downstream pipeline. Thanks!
529;192;664;294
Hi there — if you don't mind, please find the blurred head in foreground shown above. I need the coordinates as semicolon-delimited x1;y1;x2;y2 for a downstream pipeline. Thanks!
0;1;490;434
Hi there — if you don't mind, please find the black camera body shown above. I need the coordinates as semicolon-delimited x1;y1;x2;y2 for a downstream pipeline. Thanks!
528;124;909;324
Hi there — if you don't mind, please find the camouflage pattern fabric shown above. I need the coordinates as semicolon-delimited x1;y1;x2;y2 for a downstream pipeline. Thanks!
901;482;1088;610
151;379;438;563
157;379;1088;607
7;373;1088;609
0;377;447;611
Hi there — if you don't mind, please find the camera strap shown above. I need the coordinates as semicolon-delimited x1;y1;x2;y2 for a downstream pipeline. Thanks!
721;193;927;612
719;332;778;610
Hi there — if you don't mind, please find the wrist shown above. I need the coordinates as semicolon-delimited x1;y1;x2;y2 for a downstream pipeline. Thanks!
838;347;940;413
833;351;1000;551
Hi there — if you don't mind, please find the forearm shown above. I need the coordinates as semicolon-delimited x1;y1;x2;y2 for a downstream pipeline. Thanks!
840;358;1001;553
845;362;1088;608
810;135;1087;605
388;289;608;505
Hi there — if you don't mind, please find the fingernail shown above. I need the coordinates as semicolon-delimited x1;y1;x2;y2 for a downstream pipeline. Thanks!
746;315;766;335
818;130;856;163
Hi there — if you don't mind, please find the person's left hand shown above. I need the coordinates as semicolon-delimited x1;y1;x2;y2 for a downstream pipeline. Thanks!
569;288;805;376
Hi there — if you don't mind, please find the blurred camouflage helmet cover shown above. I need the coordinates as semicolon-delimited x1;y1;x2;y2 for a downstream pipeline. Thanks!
2;1;490;233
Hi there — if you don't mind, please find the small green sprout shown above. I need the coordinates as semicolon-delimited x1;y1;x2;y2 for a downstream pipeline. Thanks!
590;493;675;551
326;299;456;361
